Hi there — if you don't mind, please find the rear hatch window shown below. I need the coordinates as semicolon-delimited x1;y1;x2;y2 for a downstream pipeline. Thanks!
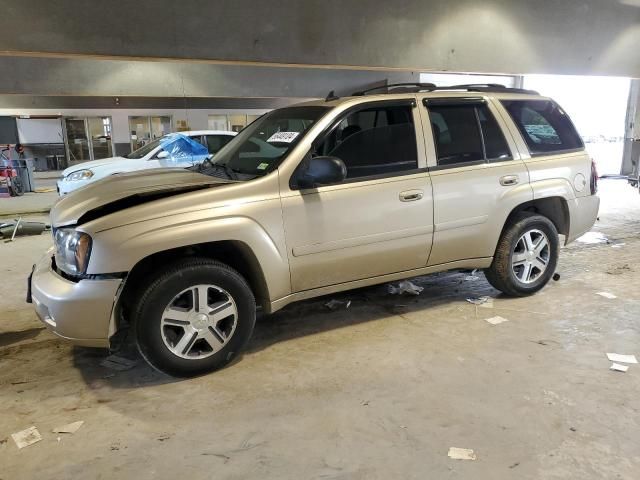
501;100;583;155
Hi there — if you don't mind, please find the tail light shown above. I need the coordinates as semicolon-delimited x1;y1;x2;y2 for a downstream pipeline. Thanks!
590;159;598;195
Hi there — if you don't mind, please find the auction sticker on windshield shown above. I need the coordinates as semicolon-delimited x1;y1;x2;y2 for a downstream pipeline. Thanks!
267;131;299;143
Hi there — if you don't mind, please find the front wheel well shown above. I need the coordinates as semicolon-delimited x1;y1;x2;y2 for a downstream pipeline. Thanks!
116;241;270;329
505;197;570;238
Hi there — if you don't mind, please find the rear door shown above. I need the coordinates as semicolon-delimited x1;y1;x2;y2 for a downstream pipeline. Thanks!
280;99;434;292
420;96;533;265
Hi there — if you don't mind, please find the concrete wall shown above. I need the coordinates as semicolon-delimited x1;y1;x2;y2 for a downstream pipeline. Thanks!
0;56;418;99
2;0;640;77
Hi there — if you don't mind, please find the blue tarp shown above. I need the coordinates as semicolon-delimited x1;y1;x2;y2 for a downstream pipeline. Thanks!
159;133;209;163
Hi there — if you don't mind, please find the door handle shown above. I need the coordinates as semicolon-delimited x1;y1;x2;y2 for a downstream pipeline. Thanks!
499;175;519;186
399;190;424;202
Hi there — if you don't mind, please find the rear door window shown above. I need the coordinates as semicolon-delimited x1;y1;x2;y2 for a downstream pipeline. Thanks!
428;103;511;167
500;100;583;155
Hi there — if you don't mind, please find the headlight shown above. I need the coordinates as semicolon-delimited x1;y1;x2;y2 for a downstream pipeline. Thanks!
53;228;92;275
65;169;94;181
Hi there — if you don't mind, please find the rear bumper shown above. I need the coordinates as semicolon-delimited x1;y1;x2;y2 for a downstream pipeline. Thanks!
566;194;600;244
30;249;122;348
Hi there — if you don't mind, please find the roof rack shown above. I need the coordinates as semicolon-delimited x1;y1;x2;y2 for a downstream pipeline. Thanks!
351;82;437;96
348;82;538;97
434;83;539;95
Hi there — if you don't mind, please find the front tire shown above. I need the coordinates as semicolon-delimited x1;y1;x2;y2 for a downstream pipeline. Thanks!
133;258;256;377
9;176;24;196
485;212;559;296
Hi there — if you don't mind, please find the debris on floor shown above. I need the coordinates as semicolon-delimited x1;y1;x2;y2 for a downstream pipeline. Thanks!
324;299;351;310
11;426;42;449
610;363;629;373
553;273;561;281
52;421;84;434
387;280;423;296
576;231;609;244
611;242;626;249
606;353;638;364
466;296;492;306
464;269;479;281
596;291;617;299
485;316;509;325
448;447;477;460
0;219;49;240
100;355;137;371
606;264;632;275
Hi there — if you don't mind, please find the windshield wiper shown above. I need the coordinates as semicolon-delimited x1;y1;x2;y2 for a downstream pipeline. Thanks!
190;159;237;180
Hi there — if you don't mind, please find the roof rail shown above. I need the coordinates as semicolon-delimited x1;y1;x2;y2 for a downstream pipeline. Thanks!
434;83;539;95
351;82;437;96
349;82;538;96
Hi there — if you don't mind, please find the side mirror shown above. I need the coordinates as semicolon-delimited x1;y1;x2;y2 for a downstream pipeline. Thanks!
297;156;347;189
156;150;170;159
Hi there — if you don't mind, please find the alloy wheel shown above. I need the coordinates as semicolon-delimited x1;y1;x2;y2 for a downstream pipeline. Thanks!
511;229;550;284
160;284;238;360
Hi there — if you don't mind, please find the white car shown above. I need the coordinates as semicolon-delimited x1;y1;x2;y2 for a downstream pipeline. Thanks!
57;130;236;195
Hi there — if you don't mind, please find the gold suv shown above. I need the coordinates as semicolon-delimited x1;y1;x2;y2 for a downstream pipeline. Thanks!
28;84;600;376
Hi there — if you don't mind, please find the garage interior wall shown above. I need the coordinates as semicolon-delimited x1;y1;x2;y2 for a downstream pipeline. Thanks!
2;0;639;77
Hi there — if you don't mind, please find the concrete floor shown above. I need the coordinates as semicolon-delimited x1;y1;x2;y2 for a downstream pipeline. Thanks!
0;172;59;215
1;179;639;479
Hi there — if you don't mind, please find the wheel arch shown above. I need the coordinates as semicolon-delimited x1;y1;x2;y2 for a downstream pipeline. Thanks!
504;196;570;238
113;240;272;335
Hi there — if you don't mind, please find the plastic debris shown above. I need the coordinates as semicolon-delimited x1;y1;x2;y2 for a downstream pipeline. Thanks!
611;242;626;249
576;231;608;244
100;355;137;371
11;426;42;449
324;299;351;310
596;291;617;299
553;273;561;281
52;421;84;434
448;447;476;460
387;280;423;296
606;353;638;364
610;363;629;373
466;296;491;306
485;316;509;325
464;269;479;281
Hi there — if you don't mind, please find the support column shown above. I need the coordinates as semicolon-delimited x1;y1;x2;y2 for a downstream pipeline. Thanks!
621;79;640;177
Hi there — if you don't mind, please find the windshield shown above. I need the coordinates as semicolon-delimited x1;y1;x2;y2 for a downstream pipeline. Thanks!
126;138;162;159
206;106;329;178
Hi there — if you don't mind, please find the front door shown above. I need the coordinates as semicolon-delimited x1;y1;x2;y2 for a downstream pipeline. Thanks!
281;100;434;292
420;97;533;265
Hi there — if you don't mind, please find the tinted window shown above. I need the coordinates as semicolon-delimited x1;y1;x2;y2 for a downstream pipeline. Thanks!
477;106;511;161
429;104;511;166
429;106;484;166
316;104;418;180
206;134;234;155
501;100;583;154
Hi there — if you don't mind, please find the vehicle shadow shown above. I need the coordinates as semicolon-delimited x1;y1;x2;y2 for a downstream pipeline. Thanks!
247;270;498;355
71;270;498;388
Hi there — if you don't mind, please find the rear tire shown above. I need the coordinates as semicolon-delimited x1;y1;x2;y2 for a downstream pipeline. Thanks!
133;258;256;377
485;212;559;296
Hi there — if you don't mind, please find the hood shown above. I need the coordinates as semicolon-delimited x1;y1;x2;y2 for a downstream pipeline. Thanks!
62;156;130;176
51;168;231;227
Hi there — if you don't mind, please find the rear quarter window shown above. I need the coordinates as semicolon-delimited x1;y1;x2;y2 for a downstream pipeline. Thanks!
501;100;583;155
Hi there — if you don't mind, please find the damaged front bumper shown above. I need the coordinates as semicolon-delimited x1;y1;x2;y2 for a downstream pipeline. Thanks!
29;248;123;348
